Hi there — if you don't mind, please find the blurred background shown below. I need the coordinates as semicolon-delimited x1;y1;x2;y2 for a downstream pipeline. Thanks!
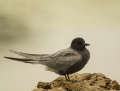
0;0;120;91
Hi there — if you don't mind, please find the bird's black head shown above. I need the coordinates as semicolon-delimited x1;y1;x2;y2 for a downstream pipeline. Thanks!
71;37;90;50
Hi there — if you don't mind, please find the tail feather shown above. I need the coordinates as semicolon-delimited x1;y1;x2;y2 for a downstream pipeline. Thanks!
4;56;38;64
9;50;48;60
4;50;50;64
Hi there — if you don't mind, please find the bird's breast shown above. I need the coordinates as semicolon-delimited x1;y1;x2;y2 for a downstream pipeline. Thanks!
80;48;90;65
66;48;90;74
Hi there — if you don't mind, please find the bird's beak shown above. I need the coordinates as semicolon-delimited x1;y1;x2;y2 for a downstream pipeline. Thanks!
84;43;90;46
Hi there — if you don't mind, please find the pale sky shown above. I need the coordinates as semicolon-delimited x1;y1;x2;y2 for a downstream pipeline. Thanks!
0;0;120;91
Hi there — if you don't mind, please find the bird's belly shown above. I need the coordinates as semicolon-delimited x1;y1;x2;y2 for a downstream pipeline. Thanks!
53;49;90;75
67;61;86;74
58;59;88;75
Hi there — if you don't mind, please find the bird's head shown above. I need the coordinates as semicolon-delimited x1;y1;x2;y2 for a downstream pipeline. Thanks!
71;37;90;50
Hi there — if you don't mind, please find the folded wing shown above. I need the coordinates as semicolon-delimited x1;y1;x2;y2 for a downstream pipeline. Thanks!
4;48;82;72
39;48;82;72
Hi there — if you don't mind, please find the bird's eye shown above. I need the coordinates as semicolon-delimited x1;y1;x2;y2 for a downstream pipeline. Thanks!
77;42;82;45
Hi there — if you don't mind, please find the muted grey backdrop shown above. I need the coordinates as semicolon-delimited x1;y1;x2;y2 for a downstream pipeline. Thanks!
0;0;120;91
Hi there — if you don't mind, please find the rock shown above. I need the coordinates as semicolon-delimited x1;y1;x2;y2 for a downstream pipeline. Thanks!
32;73;120;91
37;82;51;89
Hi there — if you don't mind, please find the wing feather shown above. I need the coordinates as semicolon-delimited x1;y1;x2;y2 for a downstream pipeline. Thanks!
6;48;82;72
39;48;82;72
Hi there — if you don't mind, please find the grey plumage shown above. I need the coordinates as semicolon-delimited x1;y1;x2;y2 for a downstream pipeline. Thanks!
4;37;90;81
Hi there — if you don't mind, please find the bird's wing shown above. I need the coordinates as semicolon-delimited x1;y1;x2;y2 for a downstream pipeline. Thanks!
39;48;82;72
5;48;82;72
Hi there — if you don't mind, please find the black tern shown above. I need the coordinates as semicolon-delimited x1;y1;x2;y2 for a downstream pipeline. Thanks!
4;37;90;81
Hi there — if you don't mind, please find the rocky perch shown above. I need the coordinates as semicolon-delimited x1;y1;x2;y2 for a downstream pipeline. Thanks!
32;73;120;91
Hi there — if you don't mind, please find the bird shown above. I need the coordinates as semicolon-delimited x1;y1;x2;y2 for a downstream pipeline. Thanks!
4;37;90;81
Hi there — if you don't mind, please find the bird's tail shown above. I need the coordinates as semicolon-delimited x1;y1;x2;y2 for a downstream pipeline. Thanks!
4;50;49;64
4;56;39;64
8;50;47;60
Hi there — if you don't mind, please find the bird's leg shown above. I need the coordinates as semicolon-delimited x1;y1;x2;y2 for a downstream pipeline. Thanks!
67;74;70;81
65;74;70;81
65;75;68;81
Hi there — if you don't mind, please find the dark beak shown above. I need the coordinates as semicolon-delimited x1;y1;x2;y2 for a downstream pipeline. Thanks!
84;43;90;46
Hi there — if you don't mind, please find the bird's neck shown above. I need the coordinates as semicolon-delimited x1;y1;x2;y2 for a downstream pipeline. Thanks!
71;46;86;51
